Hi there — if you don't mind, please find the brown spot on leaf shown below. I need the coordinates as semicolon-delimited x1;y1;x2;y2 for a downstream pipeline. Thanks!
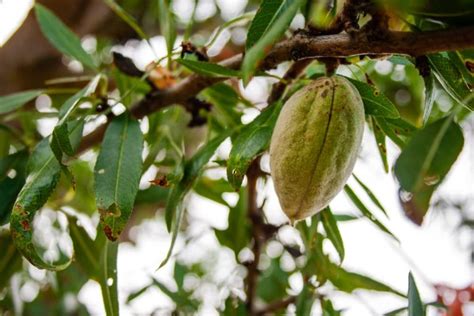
466;61;474;73
103;225;117;241
21;220;30;231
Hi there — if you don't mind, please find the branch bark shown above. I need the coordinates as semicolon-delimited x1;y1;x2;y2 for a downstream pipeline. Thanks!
78;25;474;153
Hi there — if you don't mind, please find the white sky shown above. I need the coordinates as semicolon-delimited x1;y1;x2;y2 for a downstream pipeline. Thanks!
0;1;473;315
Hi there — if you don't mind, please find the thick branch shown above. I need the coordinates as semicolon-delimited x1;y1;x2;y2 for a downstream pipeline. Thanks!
78;26;474;152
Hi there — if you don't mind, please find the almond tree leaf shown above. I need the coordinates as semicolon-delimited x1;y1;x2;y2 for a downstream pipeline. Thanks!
428;53;473;111
370;116;389;172
346;78;400;118
194;177;234;206
227;101;283;189
177;59;241;77
103;0;149;40
0;232;23;289
422;74;436;125
98;240;119;316
242;0;305;84
35;4;97;70
157;0;176;64
394;116;463;224
353;173;388;217
10;139;71;271
50;76;100;166
320;298;342;316
160;131;232;268
67;216;100;278
344;185;399;242
246;0;298;49
320;207;345;262
408;272;425;316
94;114;144;241
0;151;28;225
0;90;43;114
296;284;314;316
375;117;417;149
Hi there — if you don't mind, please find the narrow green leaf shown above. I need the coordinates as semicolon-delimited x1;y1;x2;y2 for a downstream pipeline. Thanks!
178;59;241;77
296;284;314;316
344;185;398;241
157;0;176;65
242;0;305;84
408;272;424;316
422;74;436;125
35;4;97;70
94;114;144;241
320;207;345;262
370;116;389;172
50;76;99;167
160;131;232;268
375;117;417;149
0;151;28;225
103;0;149;40
68;216;100;278
246;0;298;49
194;177;233;206
346;78;400;118
428;53;473;111
227;101;283;189
10;139;70;270
321;298;342;316
353;174;388;217
395;116;463;224
0;232;23;289
0;90;43;114
98;240;119;316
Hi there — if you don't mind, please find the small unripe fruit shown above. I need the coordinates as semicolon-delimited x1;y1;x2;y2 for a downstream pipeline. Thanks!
270;76;364;222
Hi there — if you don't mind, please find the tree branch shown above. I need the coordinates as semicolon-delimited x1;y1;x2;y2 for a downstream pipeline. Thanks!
78;26;474;153
255;296;296;315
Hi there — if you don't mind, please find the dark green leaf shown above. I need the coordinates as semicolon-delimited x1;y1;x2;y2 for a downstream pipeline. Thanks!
201;83;242;128
375;117;417;148
408;272;424;316
161;131;232;268
157;0;176;64
344;185;398;241
178;59;241;77
68;216;100;278
227;101;283;189
320;207;344;262
194;177;234;206
0;90;43;114
103;0;149;40
0;151;28;225
428;53;473;111
370;116;389;172
94;114;144;241
394;116;463;224
353;174;388;217
10;139;70;271
257;258;290;302
242;0;305;84
422;74;436;125
98;240;119;316
296;284;314;316
35;4;97;70
346;78;400;118
0;232;23;289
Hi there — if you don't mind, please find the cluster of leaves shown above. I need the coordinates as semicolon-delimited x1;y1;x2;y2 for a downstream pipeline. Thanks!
0;0;472;314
